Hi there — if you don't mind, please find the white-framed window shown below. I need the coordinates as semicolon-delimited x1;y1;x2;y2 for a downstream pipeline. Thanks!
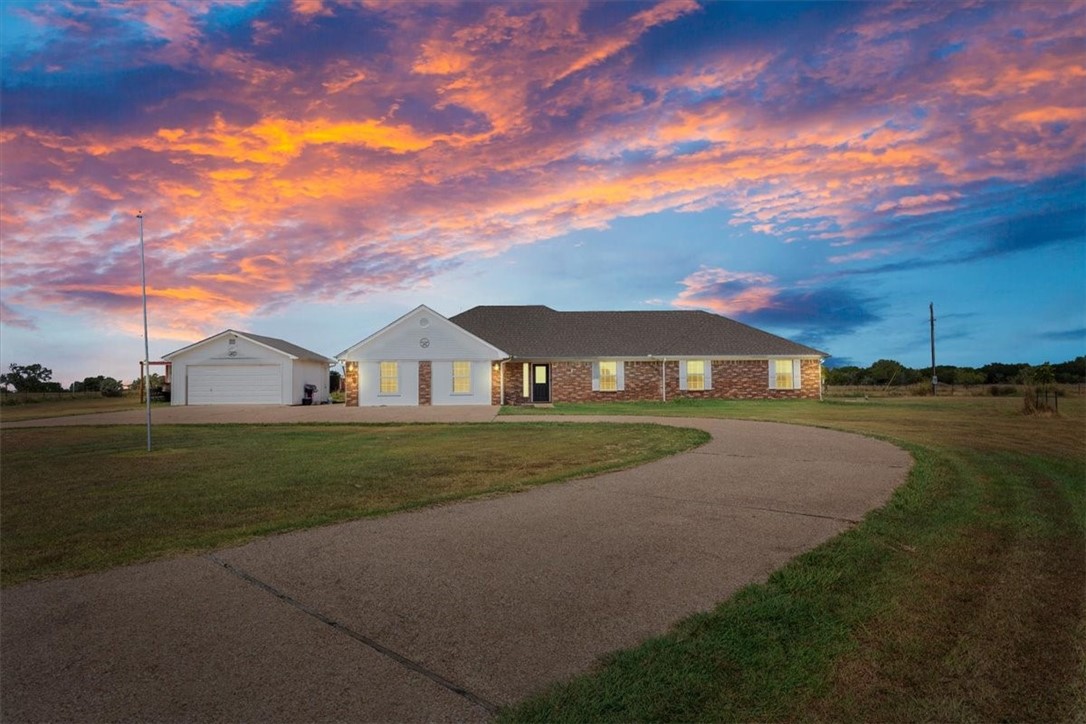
769;359;802;390
686;360;705;390
679;359;712;391
599;361;617;391
522;362;530;398
452;361;471;394
592;361;624;392
379;361;399;395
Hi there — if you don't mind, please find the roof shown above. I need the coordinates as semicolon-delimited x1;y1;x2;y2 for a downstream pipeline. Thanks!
163;329;335;363
240;331;336;363
449;305;826;358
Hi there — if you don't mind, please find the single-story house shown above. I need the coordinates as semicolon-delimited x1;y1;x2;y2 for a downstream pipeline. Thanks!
336;306;505;406
163;330;335;405
338;305;826;406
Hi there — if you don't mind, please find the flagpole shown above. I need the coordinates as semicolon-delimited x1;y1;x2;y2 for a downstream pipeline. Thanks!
139;211;151;452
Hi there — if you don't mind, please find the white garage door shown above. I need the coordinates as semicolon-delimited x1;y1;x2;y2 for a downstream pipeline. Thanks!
187;365;282;405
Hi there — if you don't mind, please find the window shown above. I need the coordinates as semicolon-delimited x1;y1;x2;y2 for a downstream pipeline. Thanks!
686;360;705;391
522;362;530;398
379;361;399;394
599;361;617;392
592;361;624;391
771;359;800;390
452;361;471;394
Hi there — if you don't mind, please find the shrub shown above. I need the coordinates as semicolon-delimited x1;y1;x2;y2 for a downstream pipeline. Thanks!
100;380;123;398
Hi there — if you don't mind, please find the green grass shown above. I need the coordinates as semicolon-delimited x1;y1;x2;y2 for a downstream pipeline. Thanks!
500;397;1086;722
0;394;153;421
0;422;708;586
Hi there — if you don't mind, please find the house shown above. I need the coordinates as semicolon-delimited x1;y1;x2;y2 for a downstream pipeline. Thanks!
338;305;826;406
163;330;335;405
337;305;505;406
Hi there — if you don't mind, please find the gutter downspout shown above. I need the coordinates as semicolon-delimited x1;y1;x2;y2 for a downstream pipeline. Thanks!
819;358;824;402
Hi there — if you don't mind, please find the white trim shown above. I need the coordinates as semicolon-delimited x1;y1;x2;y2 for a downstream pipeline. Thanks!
336;305;507;360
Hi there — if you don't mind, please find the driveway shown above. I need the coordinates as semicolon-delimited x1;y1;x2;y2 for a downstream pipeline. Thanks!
1;410;911;722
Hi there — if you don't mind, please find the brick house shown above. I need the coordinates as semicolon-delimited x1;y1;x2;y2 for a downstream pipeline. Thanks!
338;305;826;406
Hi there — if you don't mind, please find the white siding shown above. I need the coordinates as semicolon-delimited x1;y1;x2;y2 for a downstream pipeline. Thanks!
358;360;419;406
340;306;504;407
431;360;492;405
292;359;331;404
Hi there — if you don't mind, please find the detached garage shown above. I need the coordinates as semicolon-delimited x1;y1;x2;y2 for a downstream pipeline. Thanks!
163;330;335;406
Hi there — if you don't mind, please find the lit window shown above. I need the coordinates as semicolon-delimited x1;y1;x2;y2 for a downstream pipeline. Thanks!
452;361;471;394
599;361;617;391
379;361;398;394
774;359;793;389
686;360;705;391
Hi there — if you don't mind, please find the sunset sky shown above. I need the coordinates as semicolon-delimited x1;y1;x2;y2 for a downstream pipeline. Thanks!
2;0;1084;386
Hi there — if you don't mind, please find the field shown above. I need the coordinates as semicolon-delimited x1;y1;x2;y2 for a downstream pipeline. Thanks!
500;396;1086;722
0;393;150;421
0;422;707;586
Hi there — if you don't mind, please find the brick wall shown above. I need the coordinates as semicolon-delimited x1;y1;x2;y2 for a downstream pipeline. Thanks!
418;361;432;406
491;363;502;406
344;361;359;406
497;358;821;404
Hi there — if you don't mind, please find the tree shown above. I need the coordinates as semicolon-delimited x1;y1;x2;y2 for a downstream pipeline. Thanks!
100;377;123;397
330;369;342;392
0;363;54;392
868;359;905;386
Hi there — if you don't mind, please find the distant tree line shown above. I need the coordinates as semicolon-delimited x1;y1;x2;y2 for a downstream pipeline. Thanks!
0;363;124;397
825;356;1085;387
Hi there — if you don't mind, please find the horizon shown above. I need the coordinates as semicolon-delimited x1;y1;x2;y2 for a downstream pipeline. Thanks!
2;0;1083;386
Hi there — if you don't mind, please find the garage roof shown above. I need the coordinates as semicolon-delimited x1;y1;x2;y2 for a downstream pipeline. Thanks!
163;330;335;363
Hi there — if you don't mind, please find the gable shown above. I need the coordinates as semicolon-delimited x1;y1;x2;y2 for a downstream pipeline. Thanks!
164;330;294;363
338;305;507;361
163;330;334;364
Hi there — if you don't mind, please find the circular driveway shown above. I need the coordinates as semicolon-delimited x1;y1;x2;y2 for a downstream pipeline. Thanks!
1;408;911;722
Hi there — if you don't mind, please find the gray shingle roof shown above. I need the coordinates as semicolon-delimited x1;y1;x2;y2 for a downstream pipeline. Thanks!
449;306;826;358
236;331;335;362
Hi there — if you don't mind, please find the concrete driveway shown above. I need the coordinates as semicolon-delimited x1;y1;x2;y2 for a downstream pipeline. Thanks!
1;410;911;722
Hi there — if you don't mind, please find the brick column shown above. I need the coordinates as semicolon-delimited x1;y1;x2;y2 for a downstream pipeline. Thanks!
344;361;359;406
419;361;432;406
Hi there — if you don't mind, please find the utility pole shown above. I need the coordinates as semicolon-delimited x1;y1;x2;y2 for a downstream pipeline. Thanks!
930;302;937;397
139;211;152;451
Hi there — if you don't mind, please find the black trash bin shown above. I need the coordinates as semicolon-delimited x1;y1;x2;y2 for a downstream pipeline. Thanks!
302;383;317;405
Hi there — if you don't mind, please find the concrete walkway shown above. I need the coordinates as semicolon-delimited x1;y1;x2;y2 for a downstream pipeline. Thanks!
1;409;912;722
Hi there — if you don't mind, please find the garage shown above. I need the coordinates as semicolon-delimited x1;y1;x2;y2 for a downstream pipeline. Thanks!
186;365;283;405
163;330;335;406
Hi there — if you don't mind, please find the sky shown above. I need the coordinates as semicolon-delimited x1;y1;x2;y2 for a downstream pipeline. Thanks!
2;0;1084;386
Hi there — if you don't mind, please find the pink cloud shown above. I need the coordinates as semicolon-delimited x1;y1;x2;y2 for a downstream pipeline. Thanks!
672;267;781;316
1;0;1083;339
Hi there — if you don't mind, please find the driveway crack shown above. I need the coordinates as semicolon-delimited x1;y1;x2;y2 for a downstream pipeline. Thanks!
206;554;499;716
599;489;861;524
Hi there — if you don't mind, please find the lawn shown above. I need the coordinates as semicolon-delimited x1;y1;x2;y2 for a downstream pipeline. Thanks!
500;396;1085;722
0;422;708;586
0;394;153;422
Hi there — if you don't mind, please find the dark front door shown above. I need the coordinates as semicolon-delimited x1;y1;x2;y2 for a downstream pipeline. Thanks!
531;364;550;402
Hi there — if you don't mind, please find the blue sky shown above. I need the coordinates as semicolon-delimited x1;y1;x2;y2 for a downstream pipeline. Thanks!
1;0;1083;385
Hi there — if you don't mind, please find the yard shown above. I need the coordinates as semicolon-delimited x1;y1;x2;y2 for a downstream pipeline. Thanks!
0;422;707;586
500;396;1085;722
3;397;1082;721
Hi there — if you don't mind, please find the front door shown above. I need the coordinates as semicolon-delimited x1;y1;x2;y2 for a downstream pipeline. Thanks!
531;363;550;402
